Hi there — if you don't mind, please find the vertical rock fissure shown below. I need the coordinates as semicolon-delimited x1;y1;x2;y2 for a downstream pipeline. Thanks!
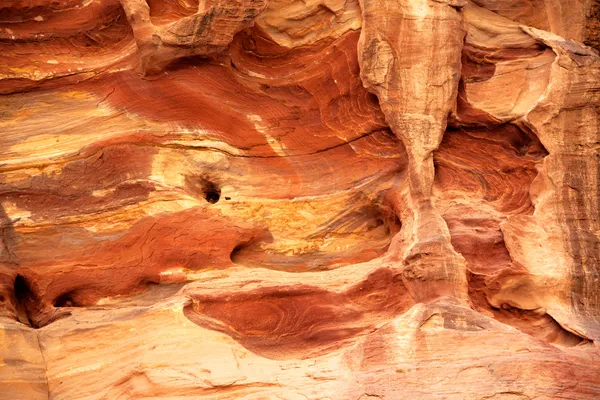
14;275;33;327
35;330;51;400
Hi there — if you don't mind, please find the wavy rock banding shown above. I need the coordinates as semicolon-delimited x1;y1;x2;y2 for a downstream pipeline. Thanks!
1;0;600;399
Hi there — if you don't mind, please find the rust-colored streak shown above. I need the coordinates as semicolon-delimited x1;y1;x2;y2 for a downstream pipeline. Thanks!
185;268;413;359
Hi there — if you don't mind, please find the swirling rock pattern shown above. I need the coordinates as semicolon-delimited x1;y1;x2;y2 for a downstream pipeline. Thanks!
0;0;599;399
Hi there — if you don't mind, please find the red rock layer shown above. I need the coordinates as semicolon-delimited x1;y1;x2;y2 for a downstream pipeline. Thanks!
1;0;600;399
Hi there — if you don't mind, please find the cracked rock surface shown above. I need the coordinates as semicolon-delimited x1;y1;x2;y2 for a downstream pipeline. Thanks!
1;0;600;399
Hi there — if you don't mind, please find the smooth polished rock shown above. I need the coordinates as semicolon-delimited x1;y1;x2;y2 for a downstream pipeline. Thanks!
1;0;599;399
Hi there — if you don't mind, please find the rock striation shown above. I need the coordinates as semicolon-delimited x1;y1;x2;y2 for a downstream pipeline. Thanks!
1;0;600;399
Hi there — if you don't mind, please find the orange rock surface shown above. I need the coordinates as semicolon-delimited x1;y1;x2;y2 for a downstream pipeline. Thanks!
1;0;600;399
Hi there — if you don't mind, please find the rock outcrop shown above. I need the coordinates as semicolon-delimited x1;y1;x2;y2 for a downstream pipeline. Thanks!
1;0;599;399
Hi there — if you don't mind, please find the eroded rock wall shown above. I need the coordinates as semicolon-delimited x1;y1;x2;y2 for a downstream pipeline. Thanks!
1;0;599;399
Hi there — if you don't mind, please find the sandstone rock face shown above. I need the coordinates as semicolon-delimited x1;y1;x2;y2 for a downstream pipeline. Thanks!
1;1;600;399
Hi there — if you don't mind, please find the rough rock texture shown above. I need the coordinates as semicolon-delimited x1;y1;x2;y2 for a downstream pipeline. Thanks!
1;0;600;399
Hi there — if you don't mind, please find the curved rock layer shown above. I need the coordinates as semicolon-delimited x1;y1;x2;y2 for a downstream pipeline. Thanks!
1;0;599;399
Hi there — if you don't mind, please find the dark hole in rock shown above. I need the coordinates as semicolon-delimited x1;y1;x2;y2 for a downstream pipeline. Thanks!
14;275;33;326
230;243;245;264
225;196;231;200
184;175;222;204
205;182;221;204
367;92;380;105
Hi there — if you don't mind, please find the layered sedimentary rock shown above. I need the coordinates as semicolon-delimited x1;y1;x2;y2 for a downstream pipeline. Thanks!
1;0;600;399
358;0;468;303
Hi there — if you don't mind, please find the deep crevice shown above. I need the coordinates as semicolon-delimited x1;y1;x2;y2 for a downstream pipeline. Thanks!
14;274;33;327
